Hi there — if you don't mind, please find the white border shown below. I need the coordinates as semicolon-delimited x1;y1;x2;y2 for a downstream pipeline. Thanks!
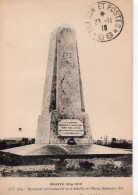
133;0;138;194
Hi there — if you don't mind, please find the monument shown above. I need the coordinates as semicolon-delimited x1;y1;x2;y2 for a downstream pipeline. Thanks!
0;26;132;168
36;26;93;145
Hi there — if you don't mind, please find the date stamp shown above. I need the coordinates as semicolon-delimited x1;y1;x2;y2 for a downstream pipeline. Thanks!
85;1;124;42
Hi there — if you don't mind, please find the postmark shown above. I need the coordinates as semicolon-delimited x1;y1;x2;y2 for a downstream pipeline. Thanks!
85;1;124;42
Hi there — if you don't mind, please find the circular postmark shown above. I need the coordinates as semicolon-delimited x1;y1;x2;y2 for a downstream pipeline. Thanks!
85;1;124;42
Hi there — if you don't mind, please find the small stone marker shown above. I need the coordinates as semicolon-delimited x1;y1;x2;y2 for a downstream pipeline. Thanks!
36;26;92;144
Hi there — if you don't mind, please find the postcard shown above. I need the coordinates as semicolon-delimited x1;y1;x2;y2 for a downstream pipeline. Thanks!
0;0;132;194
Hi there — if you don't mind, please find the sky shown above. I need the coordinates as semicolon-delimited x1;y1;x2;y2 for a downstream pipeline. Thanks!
0;0;132;140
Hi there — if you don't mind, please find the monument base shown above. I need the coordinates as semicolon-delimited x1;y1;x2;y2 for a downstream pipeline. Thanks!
0;143;132;162
0;144;132;177
0;144;132;156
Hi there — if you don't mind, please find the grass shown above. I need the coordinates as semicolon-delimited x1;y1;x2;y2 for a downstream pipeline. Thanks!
0;155;132;177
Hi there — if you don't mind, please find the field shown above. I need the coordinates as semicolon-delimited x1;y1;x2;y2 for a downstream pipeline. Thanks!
0;155;132;177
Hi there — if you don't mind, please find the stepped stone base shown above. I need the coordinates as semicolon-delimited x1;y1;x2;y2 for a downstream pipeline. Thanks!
0;144;132;156
0;144;132;166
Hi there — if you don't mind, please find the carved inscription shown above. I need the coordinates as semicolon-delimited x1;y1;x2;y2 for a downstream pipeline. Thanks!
60;52;75;68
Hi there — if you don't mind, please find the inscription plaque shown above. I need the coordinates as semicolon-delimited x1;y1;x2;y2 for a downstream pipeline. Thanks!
58;119;84;137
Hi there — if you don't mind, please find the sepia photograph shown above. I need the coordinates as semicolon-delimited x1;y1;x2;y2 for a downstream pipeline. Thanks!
0;0;132;194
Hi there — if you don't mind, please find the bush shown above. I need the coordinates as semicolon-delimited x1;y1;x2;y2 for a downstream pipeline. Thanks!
79;161;94;169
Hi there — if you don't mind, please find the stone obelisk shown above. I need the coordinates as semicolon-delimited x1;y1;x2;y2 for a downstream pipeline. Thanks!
36;26;92;145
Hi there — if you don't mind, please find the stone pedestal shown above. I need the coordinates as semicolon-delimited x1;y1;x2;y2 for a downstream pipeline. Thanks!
36;26;92;144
